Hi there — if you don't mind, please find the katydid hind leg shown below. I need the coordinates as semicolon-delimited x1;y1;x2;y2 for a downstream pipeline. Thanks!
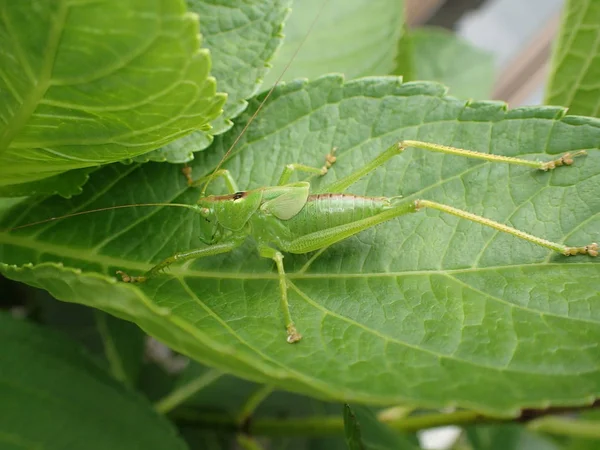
320;140;587;194
414;199;598;257
258;245;302;343
281;195;596;259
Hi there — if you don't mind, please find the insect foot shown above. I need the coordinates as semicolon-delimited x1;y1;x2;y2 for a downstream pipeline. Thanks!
287;324;302;344
564;243;598;257
541;150;587;171
116;270;147;283
182;166;194;186
320;147;337;175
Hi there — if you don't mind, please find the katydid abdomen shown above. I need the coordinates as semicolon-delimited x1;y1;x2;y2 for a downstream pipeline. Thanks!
289;194;391;235
253;193;414;255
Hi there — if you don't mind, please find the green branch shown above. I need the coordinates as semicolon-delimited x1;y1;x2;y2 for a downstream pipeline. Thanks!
173;404;600;439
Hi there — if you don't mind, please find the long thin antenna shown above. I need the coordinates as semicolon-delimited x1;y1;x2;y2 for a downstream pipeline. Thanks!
5;2;328;233
3;203;199;232
201;0;328;195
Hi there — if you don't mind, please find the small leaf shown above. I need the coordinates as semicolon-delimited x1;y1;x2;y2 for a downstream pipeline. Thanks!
0;0;225;190
395;27;495;99
0;312;187;450
393;25;415;81
262;0;404;86
545;0;600;116
344;404;417;450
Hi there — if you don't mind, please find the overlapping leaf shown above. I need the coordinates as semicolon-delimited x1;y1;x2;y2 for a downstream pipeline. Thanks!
1;77;599;415
545;0;600;116
140;0;291;163
262;0;403;86
394;27;495;100
0;0;225;192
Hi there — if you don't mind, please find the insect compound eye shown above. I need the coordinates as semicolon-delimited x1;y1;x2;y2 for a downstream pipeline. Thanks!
199;207;211;217
232;191;246;201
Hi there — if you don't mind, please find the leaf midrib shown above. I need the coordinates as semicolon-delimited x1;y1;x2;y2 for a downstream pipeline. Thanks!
2;230;596;279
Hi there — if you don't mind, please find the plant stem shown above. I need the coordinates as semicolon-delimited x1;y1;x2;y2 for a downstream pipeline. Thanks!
174;406;600;439
154;369;222;414
528;416;600;439
174;409;492;437
237;385;275;424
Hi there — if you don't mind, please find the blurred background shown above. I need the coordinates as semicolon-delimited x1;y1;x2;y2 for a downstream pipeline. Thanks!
407;0;564;106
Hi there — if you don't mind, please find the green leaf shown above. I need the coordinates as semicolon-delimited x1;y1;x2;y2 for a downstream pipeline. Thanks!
1;76;599;415
0;0;225;190
545;0;600;116
95;310;146;387
262;0;404;86
0;167;94;198
395;27;495;99
344;404;417;450
34;294;145;387
0;312;187;450
190;0;291;119
139;0;291;163
139;362;178;403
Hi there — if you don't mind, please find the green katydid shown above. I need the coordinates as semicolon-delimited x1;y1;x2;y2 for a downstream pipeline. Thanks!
5;135;597;344
2;4;598;346
104;140;596;344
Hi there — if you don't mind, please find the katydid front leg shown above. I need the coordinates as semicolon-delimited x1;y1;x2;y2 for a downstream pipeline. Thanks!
277;148;337;185
117;238;244;283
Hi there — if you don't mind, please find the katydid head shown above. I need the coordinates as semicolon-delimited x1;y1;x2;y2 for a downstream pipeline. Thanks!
197;189;263;240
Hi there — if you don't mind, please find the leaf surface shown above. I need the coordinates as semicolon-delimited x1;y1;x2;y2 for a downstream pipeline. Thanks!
545;0;600;116
0;0;225;189
1;76;599;415
262;0;403;86
0;312;187;450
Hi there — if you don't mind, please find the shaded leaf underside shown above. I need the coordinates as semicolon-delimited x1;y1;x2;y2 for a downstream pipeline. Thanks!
1;76;599;415
0;313;186;450
0;0;224;187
